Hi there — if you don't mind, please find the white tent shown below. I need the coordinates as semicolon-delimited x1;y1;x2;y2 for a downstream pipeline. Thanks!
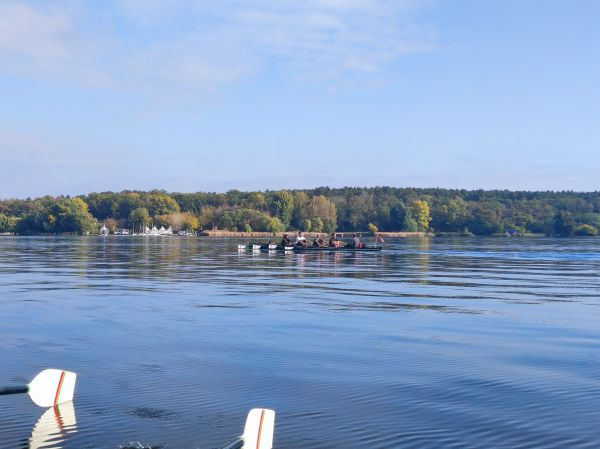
99;225;109;235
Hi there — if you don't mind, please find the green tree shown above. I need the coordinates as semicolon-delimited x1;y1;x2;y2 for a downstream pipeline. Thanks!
144;193;180;217
267;216;285;233
53;198;97;234
553;211;576;236
291;191;310;228
268;191;294;227
390;203;417;231
465;204;503;235
301;218;312;232
129;207;150;229
311;217;324;232
214;208;285;232
15;198;97;234
433;197;469;232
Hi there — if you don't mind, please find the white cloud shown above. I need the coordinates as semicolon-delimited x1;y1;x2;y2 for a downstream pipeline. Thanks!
0;3;71;57
0;0;434;94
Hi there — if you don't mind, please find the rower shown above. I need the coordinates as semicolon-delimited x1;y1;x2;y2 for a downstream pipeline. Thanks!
349;233;363;248
328;233;342;248
312;234;325;247
281;234;292;247
295;231;308;247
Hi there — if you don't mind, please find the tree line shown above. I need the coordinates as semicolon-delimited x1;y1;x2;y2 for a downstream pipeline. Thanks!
0;187;599;236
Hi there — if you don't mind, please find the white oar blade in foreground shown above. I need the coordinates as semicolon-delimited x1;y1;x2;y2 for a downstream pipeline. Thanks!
242;408;275;449
29;369;77;407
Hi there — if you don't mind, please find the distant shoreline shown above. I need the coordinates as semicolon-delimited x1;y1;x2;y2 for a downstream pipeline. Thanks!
0;231;560;238
2;187;599;237
198;230;428;238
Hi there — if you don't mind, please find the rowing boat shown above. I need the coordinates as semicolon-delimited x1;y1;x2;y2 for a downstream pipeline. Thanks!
290;245;381;252
238;243;382;252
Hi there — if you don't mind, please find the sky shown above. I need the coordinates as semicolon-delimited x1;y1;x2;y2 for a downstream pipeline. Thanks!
0;0;599;198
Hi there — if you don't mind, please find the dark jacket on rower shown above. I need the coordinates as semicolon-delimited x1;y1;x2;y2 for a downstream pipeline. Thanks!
281;235;292;246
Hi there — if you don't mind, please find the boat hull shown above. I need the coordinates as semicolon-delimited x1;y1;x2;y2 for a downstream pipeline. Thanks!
240;244;382;252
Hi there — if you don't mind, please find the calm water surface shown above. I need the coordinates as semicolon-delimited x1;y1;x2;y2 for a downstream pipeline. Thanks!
0;236;599;448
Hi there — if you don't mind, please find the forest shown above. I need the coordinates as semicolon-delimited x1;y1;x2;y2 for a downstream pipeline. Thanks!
1;187;599;236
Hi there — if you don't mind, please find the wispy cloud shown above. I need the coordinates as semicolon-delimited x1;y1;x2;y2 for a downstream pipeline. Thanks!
0;0;434;94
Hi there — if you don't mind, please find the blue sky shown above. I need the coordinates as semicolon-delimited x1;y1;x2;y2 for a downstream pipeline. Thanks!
0;0;598;198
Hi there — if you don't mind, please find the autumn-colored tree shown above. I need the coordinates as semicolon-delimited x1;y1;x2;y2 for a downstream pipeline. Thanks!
0;213;18;233
574;224;598;236
308;195;337;233
410;199;431;231
154;214;171;228
248;192;267;211
105;218;118;232
197;206;217;230
180;212;200;232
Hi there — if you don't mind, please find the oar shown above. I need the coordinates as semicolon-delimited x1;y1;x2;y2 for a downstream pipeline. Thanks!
221;408;276;449
0;369;77;407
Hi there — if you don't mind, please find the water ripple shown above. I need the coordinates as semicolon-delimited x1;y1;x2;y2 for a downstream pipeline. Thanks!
1;236;599;448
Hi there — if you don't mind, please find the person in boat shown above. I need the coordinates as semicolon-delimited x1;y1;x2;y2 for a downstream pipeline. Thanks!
328;233;343;248
295;231;308;247
312;234;326;247
280;234;292;247
349;233;363;248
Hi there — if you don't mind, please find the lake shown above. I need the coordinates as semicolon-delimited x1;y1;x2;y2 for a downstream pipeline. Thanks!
1;236;599;448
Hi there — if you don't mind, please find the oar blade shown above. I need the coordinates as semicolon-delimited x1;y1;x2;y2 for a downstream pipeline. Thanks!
242;408;275;449
28;369;77;407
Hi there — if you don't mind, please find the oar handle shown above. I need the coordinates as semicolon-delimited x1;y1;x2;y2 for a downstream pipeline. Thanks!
0;385;28;396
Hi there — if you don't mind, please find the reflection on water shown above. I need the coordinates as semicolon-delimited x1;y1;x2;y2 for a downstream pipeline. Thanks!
1;236;600;448
25;402;76;449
